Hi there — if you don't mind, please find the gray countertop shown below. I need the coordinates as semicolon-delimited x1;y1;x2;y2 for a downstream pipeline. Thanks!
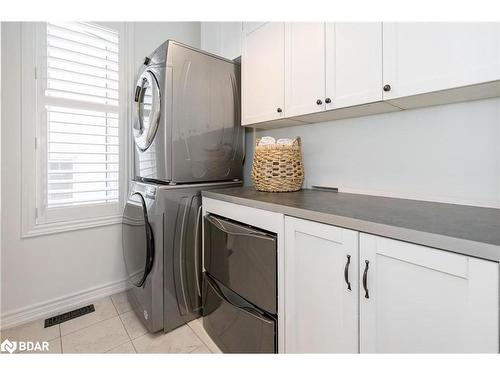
202;187;500;262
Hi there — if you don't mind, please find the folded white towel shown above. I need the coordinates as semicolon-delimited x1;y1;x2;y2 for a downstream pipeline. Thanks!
276;138;294;145
258;136;276;146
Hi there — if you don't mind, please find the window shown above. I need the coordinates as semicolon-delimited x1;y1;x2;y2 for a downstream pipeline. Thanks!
21;22;129;236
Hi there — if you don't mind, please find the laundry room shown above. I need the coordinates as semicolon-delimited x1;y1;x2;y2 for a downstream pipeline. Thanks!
1;1;500;374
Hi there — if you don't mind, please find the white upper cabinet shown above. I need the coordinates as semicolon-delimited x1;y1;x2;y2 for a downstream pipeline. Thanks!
241;22;285;125
284;23;326;117
359;234;499;353
201;22;242;60
383;22;500;100
326;22;383;109
285;217;359;353
241;22;500;127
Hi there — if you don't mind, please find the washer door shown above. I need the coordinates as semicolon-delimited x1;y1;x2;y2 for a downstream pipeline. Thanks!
133;70;161;152
122;192;155;287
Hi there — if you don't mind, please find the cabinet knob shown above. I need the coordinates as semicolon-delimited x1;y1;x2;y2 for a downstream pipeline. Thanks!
276;107;282;113
383;84;391;92
316;99;323;105
325;98;331;104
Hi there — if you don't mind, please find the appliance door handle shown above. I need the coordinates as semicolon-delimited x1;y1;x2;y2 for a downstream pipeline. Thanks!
344;255;351;291
132;192;155;288
178;200;190;313
194;205;202;297
362;260;370;299
205;215;274;241
205;273;275;325
134;80;146;133
134;84;142;103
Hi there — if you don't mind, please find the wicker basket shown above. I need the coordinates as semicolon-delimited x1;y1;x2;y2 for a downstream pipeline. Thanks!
251;137;304;192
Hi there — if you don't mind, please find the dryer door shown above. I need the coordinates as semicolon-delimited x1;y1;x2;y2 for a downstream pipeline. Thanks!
133;70;161;152
122;192;155;287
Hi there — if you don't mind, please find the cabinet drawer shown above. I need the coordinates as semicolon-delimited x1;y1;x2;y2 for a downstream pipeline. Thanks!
204;214;277;314
202;273;277;353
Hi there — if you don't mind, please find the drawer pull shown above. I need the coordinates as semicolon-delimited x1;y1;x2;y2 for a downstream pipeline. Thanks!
344;255;351;291
363;260;370;299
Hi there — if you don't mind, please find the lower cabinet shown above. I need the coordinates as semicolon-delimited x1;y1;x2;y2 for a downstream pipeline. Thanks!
359;234;499;353
284;217;359;353
284;217;499;353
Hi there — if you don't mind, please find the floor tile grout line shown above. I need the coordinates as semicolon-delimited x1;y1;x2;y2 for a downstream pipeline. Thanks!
109;295;120;316
110;293;134;315
61;314;120;339
104;339;134;354
117;311;133;341
61;315;130;354
186;320;214;353
60;299;118;338
130;337;139;353
104;303;137;353
129;326;148;354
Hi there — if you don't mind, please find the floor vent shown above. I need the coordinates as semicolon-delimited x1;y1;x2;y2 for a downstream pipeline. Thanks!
44;304;95;328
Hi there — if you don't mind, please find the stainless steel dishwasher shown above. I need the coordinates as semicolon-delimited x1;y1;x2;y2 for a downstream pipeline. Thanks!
202;214;277;353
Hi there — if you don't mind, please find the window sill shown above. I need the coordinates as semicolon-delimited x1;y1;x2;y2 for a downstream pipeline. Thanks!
21;214;123;238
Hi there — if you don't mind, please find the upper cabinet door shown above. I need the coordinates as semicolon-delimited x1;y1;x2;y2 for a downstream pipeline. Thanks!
241;22;285;125
285;217;359;353
359;234;499;353
284;22;326;117
326;23;383;109
383;22;500;100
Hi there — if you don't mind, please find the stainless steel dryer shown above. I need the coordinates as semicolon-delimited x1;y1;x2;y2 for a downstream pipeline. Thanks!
133;40;244;184
122;180;241;333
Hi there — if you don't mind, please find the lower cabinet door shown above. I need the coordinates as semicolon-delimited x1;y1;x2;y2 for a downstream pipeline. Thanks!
360;234;499;353
284;217;359;353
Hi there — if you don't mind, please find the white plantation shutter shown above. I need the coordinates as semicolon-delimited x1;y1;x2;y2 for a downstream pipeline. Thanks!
40;22;121;213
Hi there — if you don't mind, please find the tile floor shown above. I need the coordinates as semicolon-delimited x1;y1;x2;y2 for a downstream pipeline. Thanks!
0;292;221;354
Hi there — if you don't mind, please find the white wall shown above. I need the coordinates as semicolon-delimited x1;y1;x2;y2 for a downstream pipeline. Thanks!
244;97;500;208
200;22;242;60
0;21;201;326
133;22;200;71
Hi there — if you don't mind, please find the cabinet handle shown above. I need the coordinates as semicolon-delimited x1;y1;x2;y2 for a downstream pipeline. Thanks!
325;98;331;104
383;84;391;92
344;255;351;291
277;107;282;113
362;260;370;299
316;99;323;105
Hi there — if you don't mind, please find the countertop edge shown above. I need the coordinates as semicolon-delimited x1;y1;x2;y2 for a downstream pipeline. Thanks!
202;190;500;262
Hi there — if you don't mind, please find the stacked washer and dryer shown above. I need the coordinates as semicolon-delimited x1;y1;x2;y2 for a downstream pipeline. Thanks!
122;40;244;334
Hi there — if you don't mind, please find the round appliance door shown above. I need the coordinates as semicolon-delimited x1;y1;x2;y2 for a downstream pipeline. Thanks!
122;192;155;287
133;70;161;152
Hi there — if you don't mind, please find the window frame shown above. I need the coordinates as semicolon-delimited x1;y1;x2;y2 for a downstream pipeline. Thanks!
21;22;133;237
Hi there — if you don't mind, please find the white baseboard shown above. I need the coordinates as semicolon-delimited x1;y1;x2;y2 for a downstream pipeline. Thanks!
0;278;129;330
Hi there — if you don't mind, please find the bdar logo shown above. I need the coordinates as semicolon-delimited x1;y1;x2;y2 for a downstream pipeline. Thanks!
1;339;17;354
